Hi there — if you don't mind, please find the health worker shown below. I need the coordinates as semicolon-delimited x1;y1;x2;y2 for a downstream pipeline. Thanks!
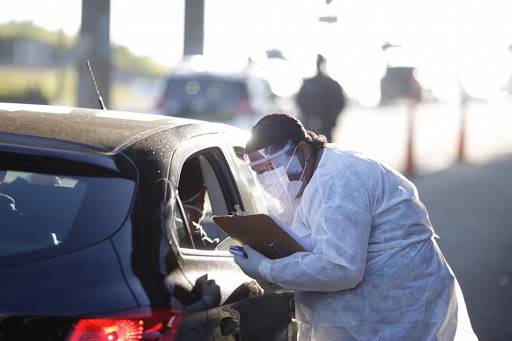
233;113;477;341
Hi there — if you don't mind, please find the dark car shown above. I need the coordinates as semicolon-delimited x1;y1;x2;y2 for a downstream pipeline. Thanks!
380;66;422;105
0;103;294;340
154;71;278;128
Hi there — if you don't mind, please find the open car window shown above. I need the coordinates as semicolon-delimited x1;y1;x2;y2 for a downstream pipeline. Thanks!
172;147;239;252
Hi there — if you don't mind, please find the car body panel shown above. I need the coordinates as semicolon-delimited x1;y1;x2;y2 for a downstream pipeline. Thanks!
0;102;189;153
0;240;137;316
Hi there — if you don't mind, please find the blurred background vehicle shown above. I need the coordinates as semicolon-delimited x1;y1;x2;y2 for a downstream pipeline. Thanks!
379;43;423;105
380;66;422;105
155;59;278;128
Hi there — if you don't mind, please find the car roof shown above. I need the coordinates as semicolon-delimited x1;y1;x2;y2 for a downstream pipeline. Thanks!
0;102;212;153
167;71;251;82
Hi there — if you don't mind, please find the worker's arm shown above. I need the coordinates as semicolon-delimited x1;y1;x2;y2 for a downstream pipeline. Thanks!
258;155;377;292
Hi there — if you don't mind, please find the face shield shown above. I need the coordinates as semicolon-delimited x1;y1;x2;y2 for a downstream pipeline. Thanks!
244;141;306;225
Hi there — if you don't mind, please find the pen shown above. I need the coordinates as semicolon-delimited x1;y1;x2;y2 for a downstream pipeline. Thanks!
229;246;248;258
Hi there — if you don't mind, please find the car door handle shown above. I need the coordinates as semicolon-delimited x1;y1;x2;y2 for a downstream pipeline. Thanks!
220;316;240;336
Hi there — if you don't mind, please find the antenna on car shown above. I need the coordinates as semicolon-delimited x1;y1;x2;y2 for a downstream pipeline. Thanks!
86;59;107;110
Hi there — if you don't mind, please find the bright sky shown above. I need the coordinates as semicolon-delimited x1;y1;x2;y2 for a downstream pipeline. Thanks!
0;0;185;65
2;0;512;103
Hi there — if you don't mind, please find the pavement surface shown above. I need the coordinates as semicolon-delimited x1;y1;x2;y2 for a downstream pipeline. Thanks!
413;156;512;341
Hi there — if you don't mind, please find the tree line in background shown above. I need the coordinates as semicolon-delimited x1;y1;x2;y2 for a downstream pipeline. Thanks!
0;21;167;109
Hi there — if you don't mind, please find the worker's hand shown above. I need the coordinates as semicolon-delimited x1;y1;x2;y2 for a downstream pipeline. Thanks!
233;245;268;280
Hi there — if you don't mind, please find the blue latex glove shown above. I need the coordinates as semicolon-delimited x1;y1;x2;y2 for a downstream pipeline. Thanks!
233;245;268;280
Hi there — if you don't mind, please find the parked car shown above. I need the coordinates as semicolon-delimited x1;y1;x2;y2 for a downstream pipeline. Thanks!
0;103;294;340
154;70;278;128
380;44;423;105
380;66;422;105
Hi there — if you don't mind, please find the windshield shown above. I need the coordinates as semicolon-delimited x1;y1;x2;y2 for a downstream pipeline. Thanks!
0;169;135;257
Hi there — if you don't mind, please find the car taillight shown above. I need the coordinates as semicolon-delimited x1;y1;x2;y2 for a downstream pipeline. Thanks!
156;98;167;109
68;319;143;341
235;99;252;115
67;310;184;341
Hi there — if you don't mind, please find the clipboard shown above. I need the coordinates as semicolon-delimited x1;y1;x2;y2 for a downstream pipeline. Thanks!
212;214;305;259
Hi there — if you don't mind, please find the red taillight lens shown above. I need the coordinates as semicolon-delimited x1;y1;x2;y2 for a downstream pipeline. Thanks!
235;99;252;115
156;98;167;109
67;310;184;341
68;319;143;341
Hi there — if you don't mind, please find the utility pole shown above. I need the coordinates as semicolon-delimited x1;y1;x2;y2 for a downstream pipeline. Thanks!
54;29;66;103
77;0;111;108
183;0;204;56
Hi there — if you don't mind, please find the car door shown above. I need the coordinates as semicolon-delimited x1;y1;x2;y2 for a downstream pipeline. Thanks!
167;133;293;340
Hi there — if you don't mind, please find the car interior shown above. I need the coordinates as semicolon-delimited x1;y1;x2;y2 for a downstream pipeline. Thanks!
177;151;232;251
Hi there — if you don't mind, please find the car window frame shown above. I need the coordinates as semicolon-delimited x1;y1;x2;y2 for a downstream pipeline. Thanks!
167;134;244;258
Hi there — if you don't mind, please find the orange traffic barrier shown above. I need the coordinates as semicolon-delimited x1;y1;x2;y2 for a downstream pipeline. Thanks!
404;101;417;175
457;97;468;163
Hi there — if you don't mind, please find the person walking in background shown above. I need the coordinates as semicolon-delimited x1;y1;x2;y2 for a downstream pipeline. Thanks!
297;54;346;142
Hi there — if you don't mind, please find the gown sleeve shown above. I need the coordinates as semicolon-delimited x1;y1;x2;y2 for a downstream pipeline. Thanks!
258;154;377;292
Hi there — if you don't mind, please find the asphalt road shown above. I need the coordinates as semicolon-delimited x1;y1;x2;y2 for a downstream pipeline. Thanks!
414;156;512;341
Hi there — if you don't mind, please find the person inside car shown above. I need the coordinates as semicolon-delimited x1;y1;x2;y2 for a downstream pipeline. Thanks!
178;158;220;249
233;113;477;340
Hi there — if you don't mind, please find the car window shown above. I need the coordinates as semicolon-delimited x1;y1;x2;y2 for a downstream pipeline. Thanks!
0;169;135;257
173;148;238;251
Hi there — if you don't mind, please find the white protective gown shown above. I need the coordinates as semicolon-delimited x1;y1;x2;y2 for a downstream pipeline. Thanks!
258;146;477;340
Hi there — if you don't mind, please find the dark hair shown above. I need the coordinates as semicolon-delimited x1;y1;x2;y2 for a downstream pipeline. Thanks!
245;113;327;152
